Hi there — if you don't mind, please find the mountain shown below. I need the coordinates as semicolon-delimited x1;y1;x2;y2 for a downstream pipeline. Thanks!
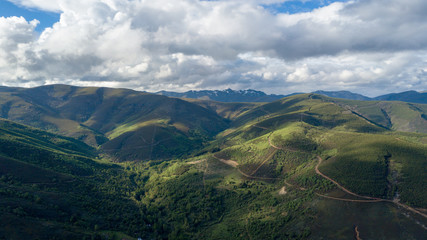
219;93;426;203
0;84;229;161
312;90;371;100
157;88;427;105
374;90;427;104
201;93;427;238
157;88;289;102
328;98;427;133
1;86;426;239
182;98;262;120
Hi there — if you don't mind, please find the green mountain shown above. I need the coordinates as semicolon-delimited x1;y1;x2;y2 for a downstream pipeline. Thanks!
0;87;426;239
328;98;427;133
0;84;229;161
313;90;371;100
183;98;262;120
375;90;427;104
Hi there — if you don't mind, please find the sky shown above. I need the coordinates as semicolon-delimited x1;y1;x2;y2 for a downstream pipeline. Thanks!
0;0;426;97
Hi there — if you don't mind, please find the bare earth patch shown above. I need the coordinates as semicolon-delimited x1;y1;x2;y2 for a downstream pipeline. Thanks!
278;186;287;195
219;159;239;168
187;159;206;165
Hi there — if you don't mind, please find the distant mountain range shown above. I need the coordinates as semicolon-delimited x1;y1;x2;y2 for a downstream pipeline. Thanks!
156;89;427;104
373;90;427;104
156;89;294;102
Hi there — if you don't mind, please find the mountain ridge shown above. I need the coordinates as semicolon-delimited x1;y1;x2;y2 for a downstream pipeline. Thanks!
155;88;427;104
0;84;230;161
156;88;291;102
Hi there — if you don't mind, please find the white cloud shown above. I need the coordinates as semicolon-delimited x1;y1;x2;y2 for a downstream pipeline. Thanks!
1;0;427;96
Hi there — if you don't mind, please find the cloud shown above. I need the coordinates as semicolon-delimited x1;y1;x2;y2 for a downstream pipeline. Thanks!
1;0;427;96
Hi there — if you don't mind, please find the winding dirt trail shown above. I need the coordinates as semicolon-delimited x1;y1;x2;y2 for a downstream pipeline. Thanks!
314;193;383;203
355;226;362;240
314;155;427;219
268;133;427;219
314;156;380;201
268;134;282;150
253;125;269;130
217;121;427;220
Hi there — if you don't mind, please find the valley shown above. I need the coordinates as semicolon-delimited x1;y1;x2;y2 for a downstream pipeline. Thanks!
0;85;426;239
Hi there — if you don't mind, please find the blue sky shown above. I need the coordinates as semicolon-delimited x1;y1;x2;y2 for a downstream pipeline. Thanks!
0;0;59;31
263;0;350;14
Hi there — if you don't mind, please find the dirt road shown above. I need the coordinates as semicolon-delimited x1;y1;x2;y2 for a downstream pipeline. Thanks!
315;156;427;219
315;156;380;200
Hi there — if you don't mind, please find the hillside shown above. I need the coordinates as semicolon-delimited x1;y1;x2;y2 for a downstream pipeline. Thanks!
0;85;229;161
328;98;427;133
0;119;140;239
312;90;371;101
222;94;426;203
187;93;426;238
0;87;426;239
182;98;261;120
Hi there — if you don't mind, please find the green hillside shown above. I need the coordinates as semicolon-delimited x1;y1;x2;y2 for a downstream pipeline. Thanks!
319;131;427;205
0;88;426;239
0;85;229;161
220;94;426;205
0;120;140;239
329;98;427;133
183;98;261;120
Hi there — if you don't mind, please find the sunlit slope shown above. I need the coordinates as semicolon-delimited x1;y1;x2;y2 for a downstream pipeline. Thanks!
182;98;261;120
0;86;107;146
0;85;230;161
328;98;427;133
319;131;427;206
224;94;385;143
213;94;426;207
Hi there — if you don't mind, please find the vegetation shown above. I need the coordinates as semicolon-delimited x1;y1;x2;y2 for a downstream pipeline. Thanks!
0;86;426;239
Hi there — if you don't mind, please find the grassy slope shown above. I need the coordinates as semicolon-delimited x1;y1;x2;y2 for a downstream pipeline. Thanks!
183;98;261;120
319;131;427;204
329;98;427;133
215;94;426;206
0;85;230;161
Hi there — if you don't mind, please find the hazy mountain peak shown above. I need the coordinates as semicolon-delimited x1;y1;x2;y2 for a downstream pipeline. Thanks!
374;90;427;104
156;89;285;102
